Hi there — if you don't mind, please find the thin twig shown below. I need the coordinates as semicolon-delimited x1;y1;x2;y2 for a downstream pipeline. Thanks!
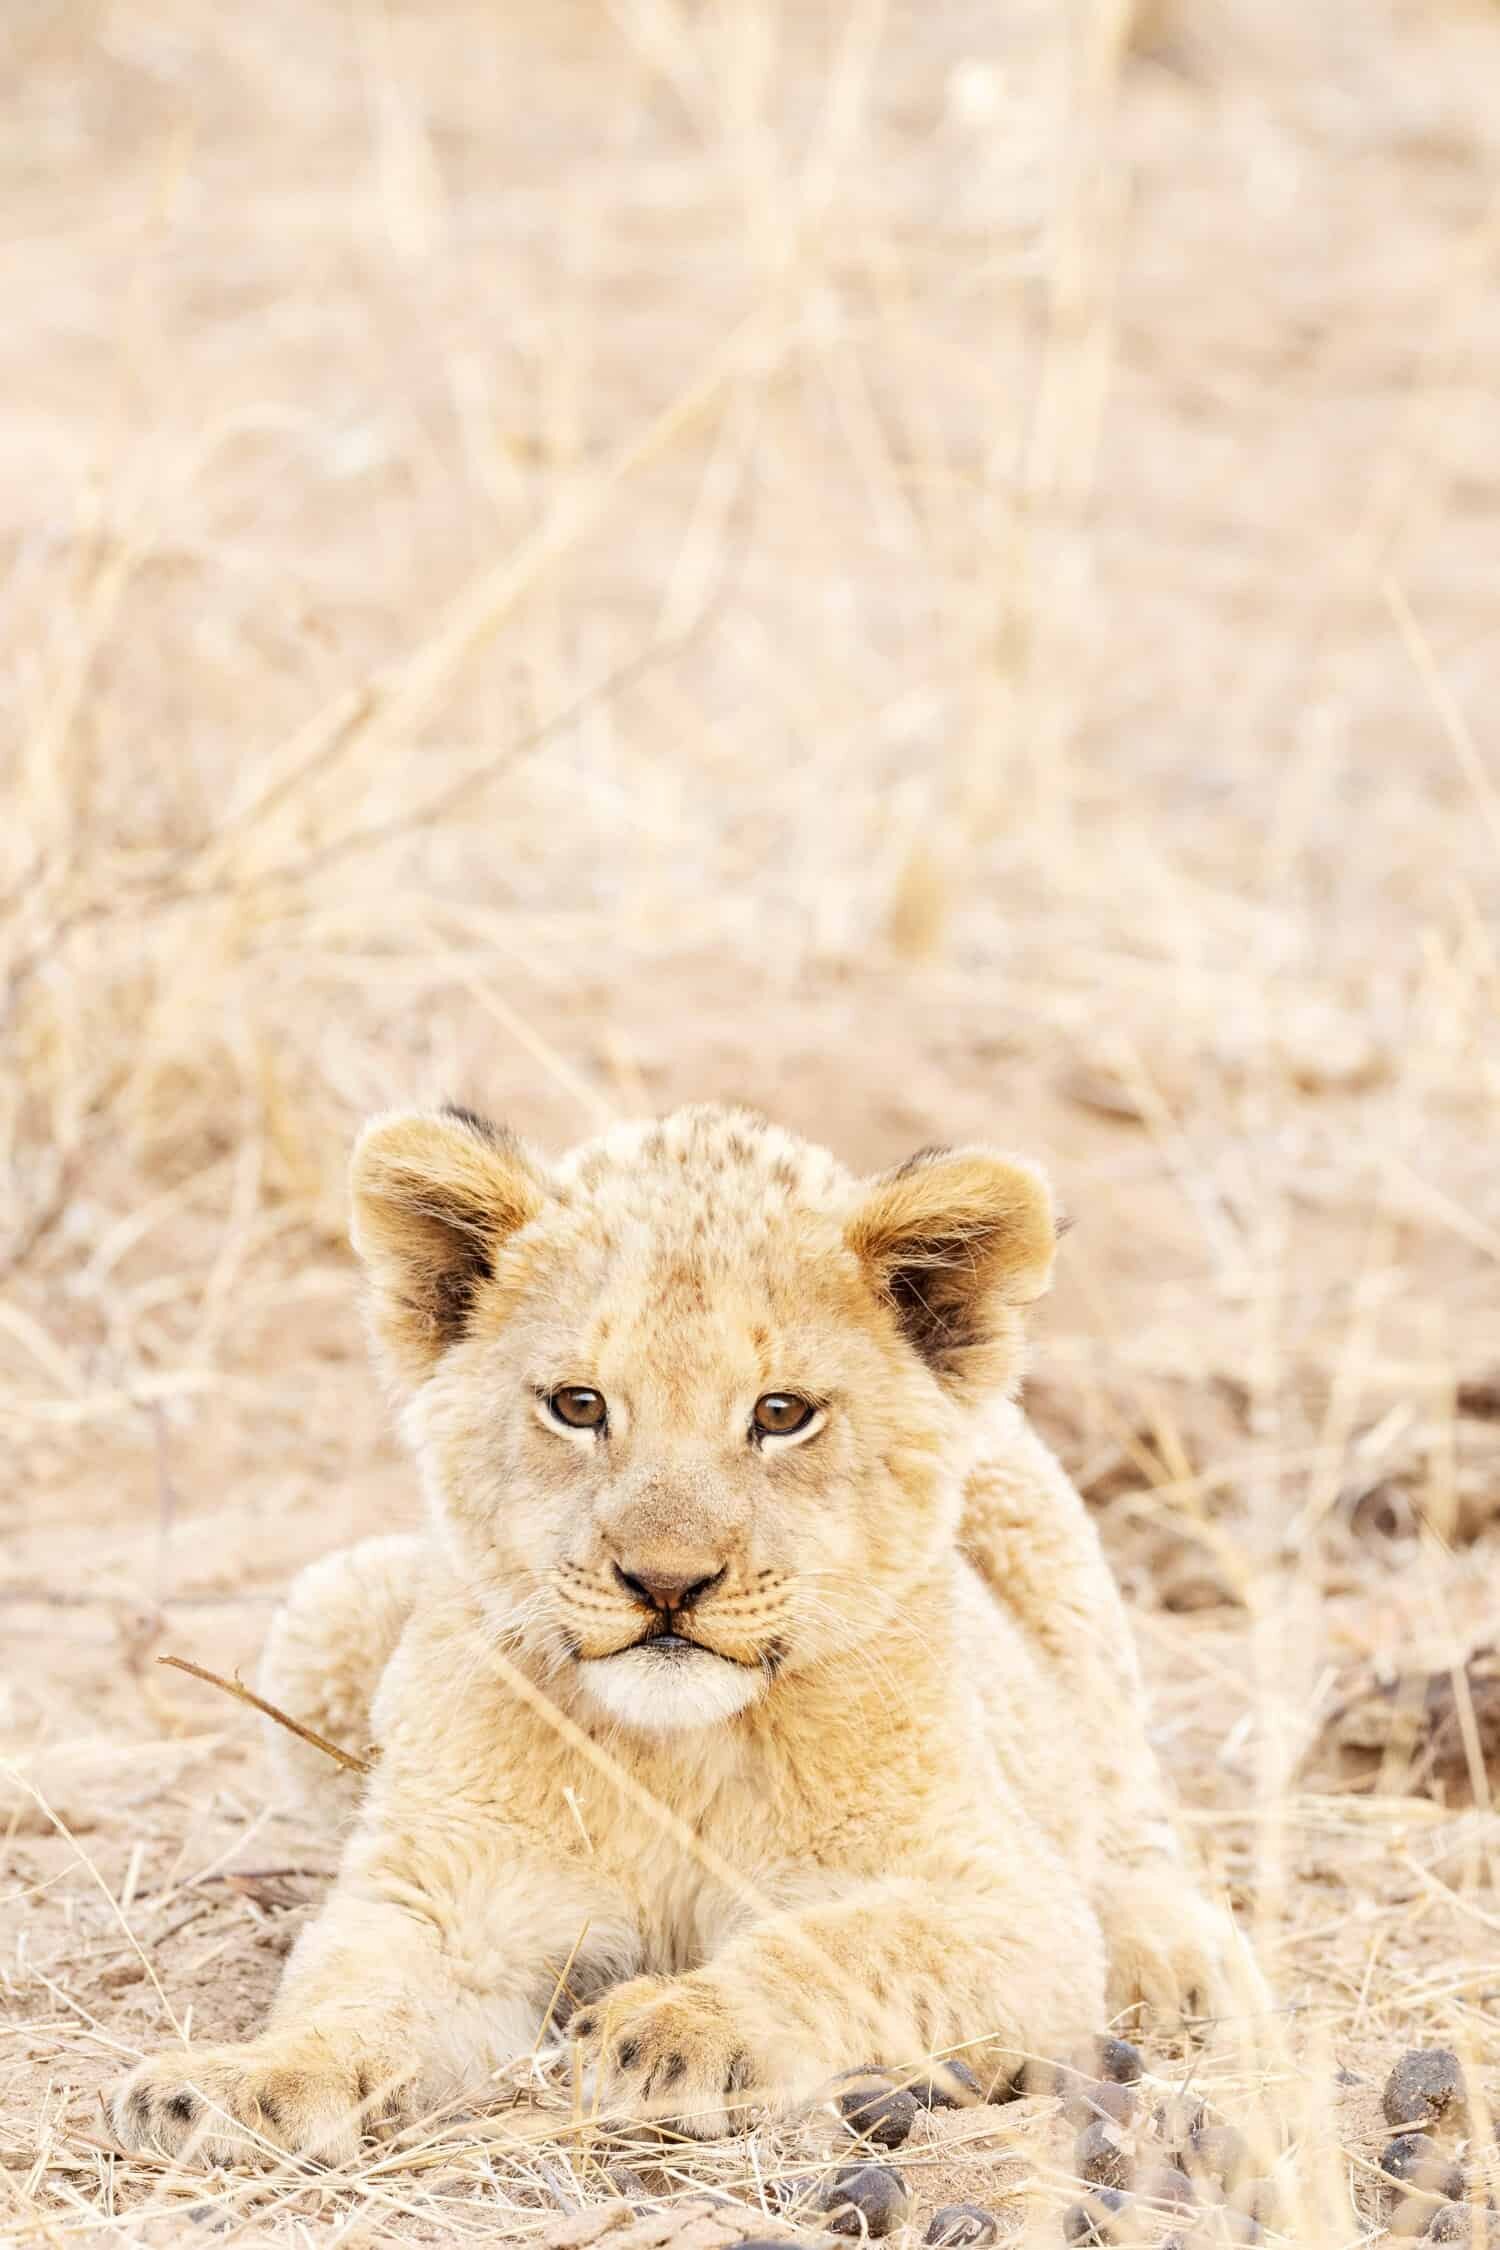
156;1654;371;1776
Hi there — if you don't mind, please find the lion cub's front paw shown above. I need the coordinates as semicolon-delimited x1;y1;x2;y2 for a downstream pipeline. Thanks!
1104;1866;1267;2031
570;1975;760;2138
111;2037;405;2166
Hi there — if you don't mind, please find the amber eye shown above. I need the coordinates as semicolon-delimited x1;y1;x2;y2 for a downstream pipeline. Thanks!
547;1387;608;1433
752;1393;817;1440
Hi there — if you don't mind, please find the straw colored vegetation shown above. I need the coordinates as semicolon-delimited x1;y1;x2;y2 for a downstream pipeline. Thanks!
3;0;1499;2241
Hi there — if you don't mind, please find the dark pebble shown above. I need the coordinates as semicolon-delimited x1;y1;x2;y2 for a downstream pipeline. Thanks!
820;2164;911;2239
1063;2078;1137;2129
1097;2039;1144;2085
1384;2049;1467;2132
837;2085;920;2149
1075;2117;1134;2193
924;2204;1003;2246
1062;2189;1134;2245
1382;2135;1465;2201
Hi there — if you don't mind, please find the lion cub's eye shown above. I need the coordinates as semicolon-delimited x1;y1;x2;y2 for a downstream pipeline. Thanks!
752;1393;817;1439
547;1387;608;1433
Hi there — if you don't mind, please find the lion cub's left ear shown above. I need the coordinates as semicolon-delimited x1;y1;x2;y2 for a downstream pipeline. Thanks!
349;1107;549;1387
846;1147;1059;1397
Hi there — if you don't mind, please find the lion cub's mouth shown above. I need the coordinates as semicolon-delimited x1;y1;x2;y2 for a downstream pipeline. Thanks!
626;1627;757;1669
575;1626;771;1734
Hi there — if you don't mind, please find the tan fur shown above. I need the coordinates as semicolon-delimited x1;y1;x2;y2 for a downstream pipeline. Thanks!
112;1104;1264;2164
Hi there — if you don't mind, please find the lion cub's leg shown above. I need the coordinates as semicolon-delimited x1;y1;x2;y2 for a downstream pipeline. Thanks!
962;1409;1264;2025
112;1844;633;2163
110;1902;435;2165
572;1847;1107;2138
257;1533;427;1804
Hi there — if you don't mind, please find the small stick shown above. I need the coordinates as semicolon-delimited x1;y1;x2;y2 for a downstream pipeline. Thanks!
156;1654;371;1776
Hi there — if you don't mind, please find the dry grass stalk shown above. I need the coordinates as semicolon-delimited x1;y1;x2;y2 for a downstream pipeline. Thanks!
155;1655;371;1778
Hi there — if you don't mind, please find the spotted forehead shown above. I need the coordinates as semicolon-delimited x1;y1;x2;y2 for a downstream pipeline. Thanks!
553;1107;850;1234
530;1112;857;1370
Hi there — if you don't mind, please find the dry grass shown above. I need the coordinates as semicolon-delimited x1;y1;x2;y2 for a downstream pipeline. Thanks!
4;0;1500;2240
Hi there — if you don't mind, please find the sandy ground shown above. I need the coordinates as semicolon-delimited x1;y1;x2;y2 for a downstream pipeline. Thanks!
4;0;1500;2241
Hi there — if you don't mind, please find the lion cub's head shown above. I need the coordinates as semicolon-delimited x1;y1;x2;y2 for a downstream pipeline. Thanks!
351;1104;1056;1736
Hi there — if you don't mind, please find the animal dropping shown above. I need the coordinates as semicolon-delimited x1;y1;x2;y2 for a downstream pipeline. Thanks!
914;2059;985;2108
1062;2188;1136;2245
766;2177;820;2216
1095;2039;1144;2085
1186;2124;1251;2191
924;2206;1002;2246
836;2082;920;2148
1075;2117;1134;2193
819;2164;911;2239
1139;2165;1196;2211
1382;2136;1465;2201
1063;2077;1137;2128
1384;2050;1467;2133
1424;2208;1500;2245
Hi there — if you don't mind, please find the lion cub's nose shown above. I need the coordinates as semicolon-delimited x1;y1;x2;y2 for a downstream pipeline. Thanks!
612;1561;725;1614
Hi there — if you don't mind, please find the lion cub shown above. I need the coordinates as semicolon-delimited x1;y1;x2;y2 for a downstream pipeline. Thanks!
113;1105;1260;2162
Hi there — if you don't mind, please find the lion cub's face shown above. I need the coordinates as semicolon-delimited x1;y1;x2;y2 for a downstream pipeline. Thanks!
351;1104;1056;1736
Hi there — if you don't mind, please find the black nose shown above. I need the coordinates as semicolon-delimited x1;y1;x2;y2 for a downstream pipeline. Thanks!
612;1562;725;1614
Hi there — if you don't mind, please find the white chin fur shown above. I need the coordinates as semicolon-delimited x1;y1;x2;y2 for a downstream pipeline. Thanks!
577;1646;765;1735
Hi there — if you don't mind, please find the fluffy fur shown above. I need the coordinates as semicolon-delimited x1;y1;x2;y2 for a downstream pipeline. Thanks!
111;1104;1264;2164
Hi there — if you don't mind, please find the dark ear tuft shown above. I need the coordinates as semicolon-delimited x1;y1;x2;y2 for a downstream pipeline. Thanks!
893;1143;955;1177
847;1148;1057;1396
440;1104;501;1144
350;1112;548;1386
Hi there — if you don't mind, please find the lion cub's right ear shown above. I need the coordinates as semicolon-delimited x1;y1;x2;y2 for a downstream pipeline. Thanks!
349;1107;549;1386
